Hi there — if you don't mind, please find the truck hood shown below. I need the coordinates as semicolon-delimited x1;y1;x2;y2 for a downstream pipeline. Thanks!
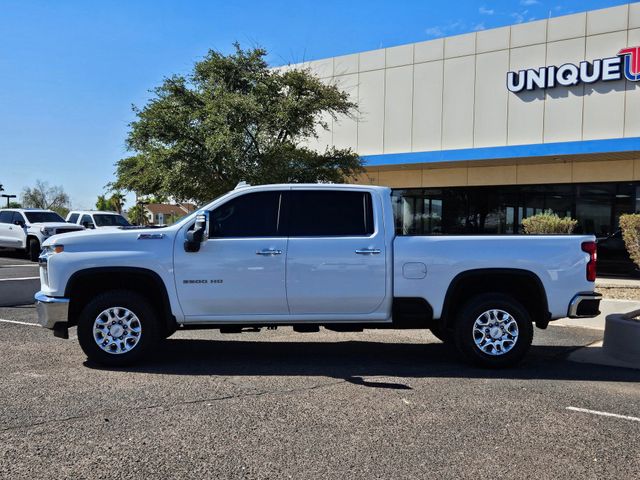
42;225;179;251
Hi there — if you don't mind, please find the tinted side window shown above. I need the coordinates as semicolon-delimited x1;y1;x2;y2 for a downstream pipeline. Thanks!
81;214;94;226
210;191;282;238
0;211;12;224
68;213;79;223
12;212;25;224
289;191;374;237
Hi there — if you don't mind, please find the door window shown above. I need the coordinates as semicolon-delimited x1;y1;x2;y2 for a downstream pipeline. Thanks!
68;213;79;224
80;214;95;228
210;191;283;238
0;211;12;223
288;191;374;237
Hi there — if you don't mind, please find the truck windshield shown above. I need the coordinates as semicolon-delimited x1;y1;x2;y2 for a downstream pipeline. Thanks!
24;211;65;223
94;214;131;227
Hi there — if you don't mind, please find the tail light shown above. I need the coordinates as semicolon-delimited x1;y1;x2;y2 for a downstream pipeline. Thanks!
581;241;597;282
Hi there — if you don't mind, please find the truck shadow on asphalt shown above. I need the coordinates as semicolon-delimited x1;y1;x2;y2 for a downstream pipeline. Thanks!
88;337;640;384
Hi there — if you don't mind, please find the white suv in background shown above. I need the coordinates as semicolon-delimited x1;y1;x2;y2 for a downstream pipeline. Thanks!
66;211;131;229
0;209;85;261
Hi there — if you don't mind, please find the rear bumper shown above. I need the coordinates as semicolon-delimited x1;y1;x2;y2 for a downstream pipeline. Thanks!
567;292;602;318
35;291;69;329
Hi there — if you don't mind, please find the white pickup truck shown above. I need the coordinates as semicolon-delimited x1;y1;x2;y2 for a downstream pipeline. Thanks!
35;184;601;368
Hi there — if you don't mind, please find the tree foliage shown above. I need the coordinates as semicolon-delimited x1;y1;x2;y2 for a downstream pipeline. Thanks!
521;210;578;234
619;214;640;268
113;44;363;204
21;180;70;217
96;192;126;213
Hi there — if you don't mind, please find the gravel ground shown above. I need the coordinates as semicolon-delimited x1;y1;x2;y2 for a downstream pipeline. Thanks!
596;287;640;301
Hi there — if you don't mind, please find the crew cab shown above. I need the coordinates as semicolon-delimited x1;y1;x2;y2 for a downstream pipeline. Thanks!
66;210;131;229
0;208;85;261
35;184;601;368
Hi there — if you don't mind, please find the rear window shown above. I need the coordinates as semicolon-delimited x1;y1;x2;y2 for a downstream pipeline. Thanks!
24;211;64;223
288;191;374;237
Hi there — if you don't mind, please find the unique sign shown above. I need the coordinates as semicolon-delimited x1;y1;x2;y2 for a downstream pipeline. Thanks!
507;46;640;93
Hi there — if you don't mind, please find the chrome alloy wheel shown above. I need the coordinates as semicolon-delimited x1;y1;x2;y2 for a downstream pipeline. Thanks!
472;309;519;356
93;307;142;355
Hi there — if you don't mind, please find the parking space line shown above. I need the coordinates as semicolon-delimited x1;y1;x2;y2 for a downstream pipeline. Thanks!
566;406;640;423
0;319;41;327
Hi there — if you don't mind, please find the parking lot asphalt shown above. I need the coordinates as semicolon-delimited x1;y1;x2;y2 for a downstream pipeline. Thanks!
0;305;639;479
0;254;38;279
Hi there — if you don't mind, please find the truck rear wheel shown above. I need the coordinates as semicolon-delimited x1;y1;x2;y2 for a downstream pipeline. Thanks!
77;290;159;366
453;294;533;368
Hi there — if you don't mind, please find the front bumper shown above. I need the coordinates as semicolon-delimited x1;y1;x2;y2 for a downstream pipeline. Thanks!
567;292;602;318
35;291;69;329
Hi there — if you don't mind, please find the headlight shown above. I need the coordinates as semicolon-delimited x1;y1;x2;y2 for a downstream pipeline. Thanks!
40;227;53;236
40;244;64;257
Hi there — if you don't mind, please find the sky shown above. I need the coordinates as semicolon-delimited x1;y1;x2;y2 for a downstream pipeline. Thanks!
0;0;633;209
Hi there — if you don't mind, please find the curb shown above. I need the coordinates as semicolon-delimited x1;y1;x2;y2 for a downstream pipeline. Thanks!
602;309;640;365
0;277;39;307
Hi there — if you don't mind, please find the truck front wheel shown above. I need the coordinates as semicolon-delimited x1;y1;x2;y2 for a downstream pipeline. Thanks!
77;290;159;367
453;294;533;368
27;237;40;262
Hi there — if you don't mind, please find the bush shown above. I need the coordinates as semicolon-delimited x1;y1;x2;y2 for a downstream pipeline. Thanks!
521;210;578;234
619;214;640;268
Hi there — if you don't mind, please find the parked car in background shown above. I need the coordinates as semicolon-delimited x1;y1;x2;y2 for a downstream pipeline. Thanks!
66;211;131;229
0;209;85;261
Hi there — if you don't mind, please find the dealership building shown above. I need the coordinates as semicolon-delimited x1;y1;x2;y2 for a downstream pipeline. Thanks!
285;3;640;239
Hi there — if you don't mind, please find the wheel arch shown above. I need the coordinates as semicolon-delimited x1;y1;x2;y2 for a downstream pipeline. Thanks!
441;268;550;330
65;267;176;335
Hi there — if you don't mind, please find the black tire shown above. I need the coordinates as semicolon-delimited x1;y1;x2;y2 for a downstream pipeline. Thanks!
453;294;533;368
429;323;452;343
77;290;159;367
27;237;40;262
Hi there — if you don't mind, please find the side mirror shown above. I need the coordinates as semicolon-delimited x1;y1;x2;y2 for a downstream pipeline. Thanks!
82;221;95;229
184;212;209;252
14;220;25;227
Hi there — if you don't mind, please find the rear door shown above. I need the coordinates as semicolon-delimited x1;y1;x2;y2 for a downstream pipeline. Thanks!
285;189;386;315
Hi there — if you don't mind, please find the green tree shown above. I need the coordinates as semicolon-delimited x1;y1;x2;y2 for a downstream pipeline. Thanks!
22;180;70;217
96;192;126;213
96;195;110;211
113;44;362;204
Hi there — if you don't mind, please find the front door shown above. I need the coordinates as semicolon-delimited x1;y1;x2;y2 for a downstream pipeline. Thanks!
285;189;387;315
174;190;289;319
0;212;25;248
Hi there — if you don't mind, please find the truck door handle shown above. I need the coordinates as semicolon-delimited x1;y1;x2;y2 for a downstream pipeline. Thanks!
355;248;381;255
256;249;283;256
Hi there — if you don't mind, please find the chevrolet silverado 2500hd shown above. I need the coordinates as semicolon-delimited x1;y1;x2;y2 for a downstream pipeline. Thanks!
35;184;601;367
